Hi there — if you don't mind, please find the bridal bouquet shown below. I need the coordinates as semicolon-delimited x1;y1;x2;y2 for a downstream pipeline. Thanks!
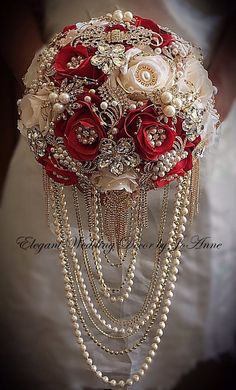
18;10;219;388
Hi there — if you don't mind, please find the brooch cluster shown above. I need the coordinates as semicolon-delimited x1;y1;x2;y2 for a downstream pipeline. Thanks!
18;10;219;193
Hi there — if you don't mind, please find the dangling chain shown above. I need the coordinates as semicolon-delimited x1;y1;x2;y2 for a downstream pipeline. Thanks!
50;173;191;388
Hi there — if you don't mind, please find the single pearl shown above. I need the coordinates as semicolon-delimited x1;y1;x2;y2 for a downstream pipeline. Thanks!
84;95;91;103
102;376;109;383
59;92;70;104
123;11;133;22
118;380;125;387
213;86;218;95
53;102;65;114
133;374;140;382
126;378;133;386
173;97;182;109
161;91;173;104
142;70;151;81
163;105;176;117
113;10;123;22
110;379;117;386
49;92;58;103
130;103;137;110
100;101;108;110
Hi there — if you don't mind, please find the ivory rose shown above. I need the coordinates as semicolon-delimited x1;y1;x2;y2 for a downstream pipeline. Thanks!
177;58;214;107
117;48;174;97
92;169;138;193
18;88;50;136
23;47;45;88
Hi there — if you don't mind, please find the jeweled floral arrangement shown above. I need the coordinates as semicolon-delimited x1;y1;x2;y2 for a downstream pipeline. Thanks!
18;10;219;388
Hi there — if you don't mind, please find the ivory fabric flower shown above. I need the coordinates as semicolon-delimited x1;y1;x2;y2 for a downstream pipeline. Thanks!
177;58;214;107
91;169;138;193
117;48;174;97
23;46;45;88
18;88;51;136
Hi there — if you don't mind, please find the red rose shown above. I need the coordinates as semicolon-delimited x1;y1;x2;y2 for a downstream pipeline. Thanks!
55;101;106;161
123;106;176;161
134;16;173;48
63;24;76;33
39;154;78;185
153;151;193;187
54;44;106;84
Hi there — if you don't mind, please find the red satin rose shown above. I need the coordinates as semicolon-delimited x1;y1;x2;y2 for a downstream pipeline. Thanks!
55;101;106;161
153;151;193;188
134;15;173;48
123;106;176;161
39;154;78;185
54;44;106;84
63;24;76;33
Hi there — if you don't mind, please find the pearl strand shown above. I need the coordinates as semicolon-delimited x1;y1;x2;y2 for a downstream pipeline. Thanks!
50;173;190;387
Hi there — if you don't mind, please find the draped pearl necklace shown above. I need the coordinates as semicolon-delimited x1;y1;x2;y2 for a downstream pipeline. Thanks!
48;171;191;388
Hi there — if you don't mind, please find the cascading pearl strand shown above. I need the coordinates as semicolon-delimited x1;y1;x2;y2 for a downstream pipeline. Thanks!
72;185;172;336
50;172;190;388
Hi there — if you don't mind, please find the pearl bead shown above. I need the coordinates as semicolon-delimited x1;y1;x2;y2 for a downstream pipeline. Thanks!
173;97;182;109
126;378;133;386
96;371;102;378
163;105;176;117
145;356;152;364
59;92;70;104
53;102;64;113
149;350;156;357
110;379;117;386
113;10;123;22
156;329;163;337
130;103;137;110
89;89;96;94
84;95;91;103
161;91;173;104
142;363;149;370
133;374;140;382
152;343;158;350
142;70;151;81
49;92;58;103
100;101;108;110
118;380;125;387
123;11;133;22
102;376;109;383
159;321;166;329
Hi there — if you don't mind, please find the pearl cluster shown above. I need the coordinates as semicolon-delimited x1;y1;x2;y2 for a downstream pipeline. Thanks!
49;91;71;116
161;91;183;118
146;126;166;148
67;55;83;69
151;150;188;180
106;10;133;23
52;146;81;174
76;125;98;145
37;47;58;77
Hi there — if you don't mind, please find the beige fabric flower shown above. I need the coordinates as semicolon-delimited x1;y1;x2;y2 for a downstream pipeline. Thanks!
92;169;138;193
116;48;174;97
177;58;213;107
23;47;45;88
18;88;50;136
